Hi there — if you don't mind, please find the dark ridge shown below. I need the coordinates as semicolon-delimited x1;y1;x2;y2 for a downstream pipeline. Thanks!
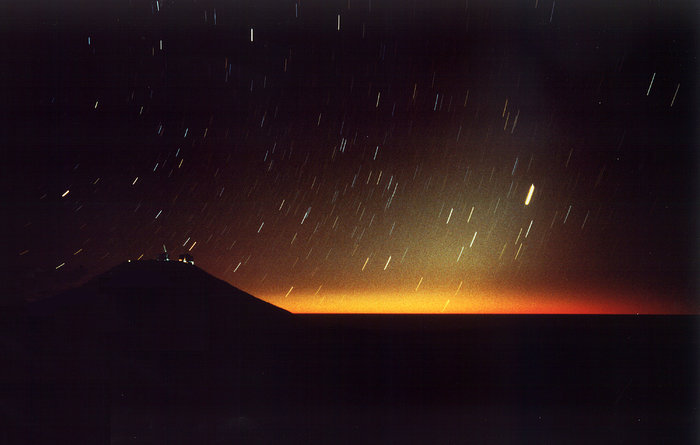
32;259;289;315
5;262;698;444
26;259;293;352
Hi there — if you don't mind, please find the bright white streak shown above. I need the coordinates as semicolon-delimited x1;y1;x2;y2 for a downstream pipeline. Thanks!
301;207;311;224
469;231;477;248
384;255;392;270
446;207;453;224
525;184;535;205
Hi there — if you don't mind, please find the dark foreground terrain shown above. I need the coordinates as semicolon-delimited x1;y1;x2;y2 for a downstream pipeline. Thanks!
3;261;698;444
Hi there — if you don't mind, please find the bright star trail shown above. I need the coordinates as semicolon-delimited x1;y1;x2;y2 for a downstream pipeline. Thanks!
3;0;697;313
524;184;535;206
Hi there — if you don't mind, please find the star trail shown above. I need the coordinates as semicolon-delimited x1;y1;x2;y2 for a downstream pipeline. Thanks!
3;0;697;313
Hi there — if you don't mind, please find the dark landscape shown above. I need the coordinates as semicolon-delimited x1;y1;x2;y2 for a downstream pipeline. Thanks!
2;1;698;442
4;261;697;444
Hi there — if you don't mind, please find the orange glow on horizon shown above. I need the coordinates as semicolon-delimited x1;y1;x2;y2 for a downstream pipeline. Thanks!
257;287;693;315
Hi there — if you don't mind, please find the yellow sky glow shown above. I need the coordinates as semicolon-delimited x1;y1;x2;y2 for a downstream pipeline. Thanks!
260;287;678;314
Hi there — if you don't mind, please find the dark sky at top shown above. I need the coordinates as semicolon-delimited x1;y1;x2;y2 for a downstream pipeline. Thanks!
2;0;698;312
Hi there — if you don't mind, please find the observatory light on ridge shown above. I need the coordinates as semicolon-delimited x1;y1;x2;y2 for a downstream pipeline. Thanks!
525;184;535;206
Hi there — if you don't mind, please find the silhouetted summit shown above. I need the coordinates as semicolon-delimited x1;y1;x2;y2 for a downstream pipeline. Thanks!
28;260;292;351
13;261;698;445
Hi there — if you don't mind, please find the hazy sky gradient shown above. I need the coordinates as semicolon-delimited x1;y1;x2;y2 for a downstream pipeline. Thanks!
4;0;697;312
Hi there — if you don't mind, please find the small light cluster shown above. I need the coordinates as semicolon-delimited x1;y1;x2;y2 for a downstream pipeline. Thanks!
177;254;195;265
154;251;194;265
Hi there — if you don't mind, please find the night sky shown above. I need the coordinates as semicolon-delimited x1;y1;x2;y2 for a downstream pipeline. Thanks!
3;0;698;313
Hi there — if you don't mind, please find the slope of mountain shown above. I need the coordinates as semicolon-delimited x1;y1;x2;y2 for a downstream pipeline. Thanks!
27;259;292;351
6;260;697;444
13;260;300;443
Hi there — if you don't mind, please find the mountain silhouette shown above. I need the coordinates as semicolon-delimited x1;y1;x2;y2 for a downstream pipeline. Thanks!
7;261;697;444
16;260;304;443
27;259;292;351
